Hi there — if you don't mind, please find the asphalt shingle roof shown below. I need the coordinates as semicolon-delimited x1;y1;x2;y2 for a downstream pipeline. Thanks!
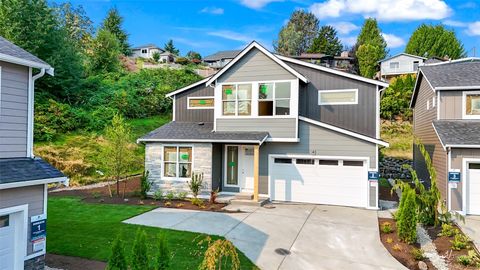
203;50;241;61
0;36;49;66
139;122;269;143
433;120;480;146
0;158;65;184
420;60;480;88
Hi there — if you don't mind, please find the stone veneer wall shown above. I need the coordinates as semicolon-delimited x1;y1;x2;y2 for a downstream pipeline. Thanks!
145;143;213;195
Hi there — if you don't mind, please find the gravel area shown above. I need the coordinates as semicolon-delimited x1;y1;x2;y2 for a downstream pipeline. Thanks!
417;225;448;270
45;267;63;270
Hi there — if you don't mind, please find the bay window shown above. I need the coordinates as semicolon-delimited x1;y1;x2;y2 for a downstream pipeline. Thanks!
164;146;192;178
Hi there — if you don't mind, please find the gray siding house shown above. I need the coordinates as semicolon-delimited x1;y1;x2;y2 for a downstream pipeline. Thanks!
139;41;388;209
379;53;426;82
0;36;67;270
411;58;480;215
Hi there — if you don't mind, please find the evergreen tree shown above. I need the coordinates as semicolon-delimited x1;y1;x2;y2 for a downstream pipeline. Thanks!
107;237;128;270
155;233;170;270
396;188;418;244
405;24;465;59
55;2;94;52
164;39;179;55
308;25;343;56
354;18;387;78
88;29;122;74
274;10;319;56
131;229;149;270
100;7;130;55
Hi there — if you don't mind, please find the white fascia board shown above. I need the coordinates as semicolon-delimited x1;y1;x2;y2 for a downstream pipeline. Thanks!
137;138;263;144
166;77;211;97
206;41;308;86
445;144;480;149
299;116;390;147
379;53;427;63
431;122;446;151
0;176;68;190
276;54;389;88
0;53;53;71
435;86;480;90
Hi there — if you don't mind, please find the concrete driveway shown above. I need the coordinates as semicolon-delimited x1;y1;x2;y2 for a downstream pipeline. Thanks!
124;204;405;270
458;216;480;249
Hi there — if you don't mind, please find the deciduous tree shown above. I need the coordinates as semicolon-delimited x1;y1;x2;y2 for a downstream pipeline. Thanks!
354;18;387;78
405;24;465;59
274;10;319;56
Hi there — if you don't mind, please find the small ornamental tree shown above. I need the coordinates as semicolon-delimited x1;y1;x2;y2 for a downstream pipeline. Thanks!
140;171;152;199
152;52;160;63
107;236;128;270
199;237;240;270
396;187;418;244
155;233;170;270
131;229;149;270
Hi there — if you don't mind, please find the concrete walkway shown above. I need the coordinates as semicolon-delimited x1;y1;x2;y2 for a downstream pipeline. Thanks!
458;216;480;249
124;204;406;270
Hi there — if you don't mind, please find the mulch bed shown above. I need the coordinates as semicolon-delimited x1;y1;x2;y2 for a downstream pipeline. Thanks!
379;185;399;201
46;253;106;270
378;218;434;270
50;177;230;212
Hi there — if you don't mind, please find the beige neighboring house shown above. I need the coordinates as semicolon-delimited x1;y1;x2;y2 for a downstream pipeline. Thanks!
411;58;480;215
379;53;427;82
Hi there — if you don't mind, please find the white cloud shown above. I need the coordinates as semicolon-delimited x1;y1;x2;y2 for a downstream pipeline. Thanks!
443;19;468;27
200;7;224;15
340;36;357;47
207;30;254;43
309;0;452;22
329;21;359;34
466;21;480;36
381;33;405;48
239;0;282;9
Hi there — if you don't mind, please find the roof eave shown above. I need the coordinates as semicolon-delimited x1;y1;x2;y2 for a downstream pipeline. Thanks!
0;176;68;190
0;52;53;72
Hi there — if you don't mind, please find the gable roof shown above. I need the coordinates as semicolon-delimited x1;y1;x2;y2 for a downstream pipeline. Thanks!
278;54;389;88
206;41;308;86
0;36;53;71
203;50;241;61
166;77;211;98
132;43;164;51
433;120;480;148
379;53;427;63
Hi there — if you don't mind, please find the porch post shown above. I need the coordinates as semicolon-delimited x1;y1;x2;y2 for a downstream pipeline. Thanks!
253;144;259;201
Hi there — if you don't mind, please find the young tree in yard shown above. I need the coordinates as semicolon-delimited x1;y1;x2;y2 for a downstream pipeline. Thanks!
199;237;240;270
308;25;343;56
186;51;202;61
354;18;387;78
396;187;418;244
152;51;161;63
132;229;149;270
164;39;180;55
405;24;465;59
155;233;170;270
88;29;122;74
380;74;416;120
274;10;319;56
100;114;136;197
100;7;130;55
107;236;128;270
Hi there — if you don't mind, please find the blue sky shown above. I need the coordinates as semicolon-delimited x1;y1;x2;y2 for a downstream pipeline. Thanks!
69;0;480;57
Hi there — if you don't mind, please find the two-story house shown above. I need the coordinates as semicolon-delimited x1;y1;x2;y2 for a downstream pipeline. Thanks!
203;50;241;70
379;53;427;82
139;41;389;209
411;58;480;215
0;36;67;270
131;44;174;63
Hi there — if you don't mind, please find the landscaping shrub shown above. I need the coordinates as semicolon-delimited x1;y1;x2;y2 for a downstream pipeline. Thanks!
34;98;77;141
190;197;204;207
177;191;188;200
140;171;152;199
131;229;149;270
153;189;163;201
210;188;219;204
155;233;170;270
410;248;425;261
107;236;128;270
381;222;393;234
457;250;480;267
380;74;415;121
165;191;176;200
396;188;418;244
438;223;457;237
451;233;471;250
199;237;240;270
188;172;204;198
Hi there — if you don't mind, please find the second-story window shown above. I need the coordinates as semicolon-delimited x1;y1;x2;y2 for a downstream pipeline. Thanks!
258;82;291;116
390;62;399;69
465;92;480;117
222;84;252;116
141;49;147;54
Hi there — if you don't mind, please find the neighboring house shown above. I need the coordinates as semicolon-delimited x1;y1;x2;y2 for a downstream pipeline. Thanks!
379;53;427;82
138;41;389;210
411;58;480;215
159;51;175;63
131;44;165;60
203;50;241;69
0;37;68;270
292;51;355;73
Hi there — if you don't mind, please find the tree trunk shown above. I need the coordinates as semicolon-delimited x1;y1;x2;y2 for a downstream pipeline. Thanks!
107;181;113;198
116;175;120;197
123;175;128;199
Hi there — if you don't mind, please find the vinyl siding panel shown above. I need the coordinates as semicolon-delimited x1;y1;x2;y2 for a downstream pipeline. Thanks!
288;62;377;137
0;184;44;255
257;120;377;194
413;76;448;199
449;148;480;211
0;61;29;158
174;84;214;122
217;48;295;83
439;91;463;119
216;118;296;139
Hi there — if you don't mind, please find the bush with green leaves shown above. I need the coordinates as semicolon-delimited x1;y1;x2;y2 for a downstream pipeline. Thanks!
438;223;457;237
410;248;425;261
140;171;152;199
451;233;471;250
188;172;204;198
34;98;77;141
457;250;480;267
381;222;393;234
131;229;149;270
153;189;163;201
165;191;176;200
107;236;128;270
155;233;170;270
396;187;418;244
380;74;416;120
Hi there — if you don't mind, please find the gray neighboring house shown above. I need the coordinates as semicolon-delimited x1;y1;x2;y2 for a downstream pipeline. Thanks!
203;50;241;69
0;36;68;270
139;41;389;209
411;58;480;215
131;44;171;62
379;53;427;82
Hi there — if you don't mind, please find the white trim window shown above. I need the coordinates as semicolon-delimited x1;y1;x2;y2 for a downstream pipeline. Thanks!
318;89;358;105
463;91;480;119
390;62;399;69
258;81;291;116
141;49;148;54
222;84;252;116
163;146;193;178
187;96;214;109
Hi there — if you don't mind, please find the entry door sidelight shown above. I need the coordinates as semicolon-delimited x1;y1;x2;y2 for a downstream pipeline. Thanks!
226;146;239;186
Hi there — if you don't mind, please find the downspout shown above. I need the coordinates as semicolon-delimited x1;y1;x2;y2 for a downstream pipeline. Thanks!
27;68;46;158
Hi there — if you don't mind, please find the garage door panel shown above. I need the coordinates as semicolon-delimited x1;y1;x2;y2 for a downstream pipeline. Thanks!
468;166;480;215
270;157;366;208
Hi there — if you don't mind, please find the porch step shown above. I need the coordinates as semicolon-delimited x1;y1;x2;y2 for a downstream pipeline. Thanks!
234;192;254;200
230;197;270;207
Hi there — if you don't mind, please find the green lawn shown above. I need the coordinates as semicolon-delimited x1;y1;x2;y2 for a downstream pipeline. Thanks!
47;197;258;269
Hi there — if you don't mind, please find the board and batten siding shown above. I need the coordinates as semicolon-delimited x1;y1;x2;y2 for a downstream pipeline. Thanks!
257;120;377;194
0;61;29;158
287;62;377;138
449;148;480;211
216;118;296;139
174;83;214;122
0;184;44;255
439;91;463;119
217;48;295;83
413;76;448;198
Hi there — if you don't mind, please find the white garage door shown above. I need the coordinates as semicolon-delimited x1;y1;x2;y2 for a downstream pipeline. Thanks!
270;156;367;207
0;215;14;270
468;163;480;215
